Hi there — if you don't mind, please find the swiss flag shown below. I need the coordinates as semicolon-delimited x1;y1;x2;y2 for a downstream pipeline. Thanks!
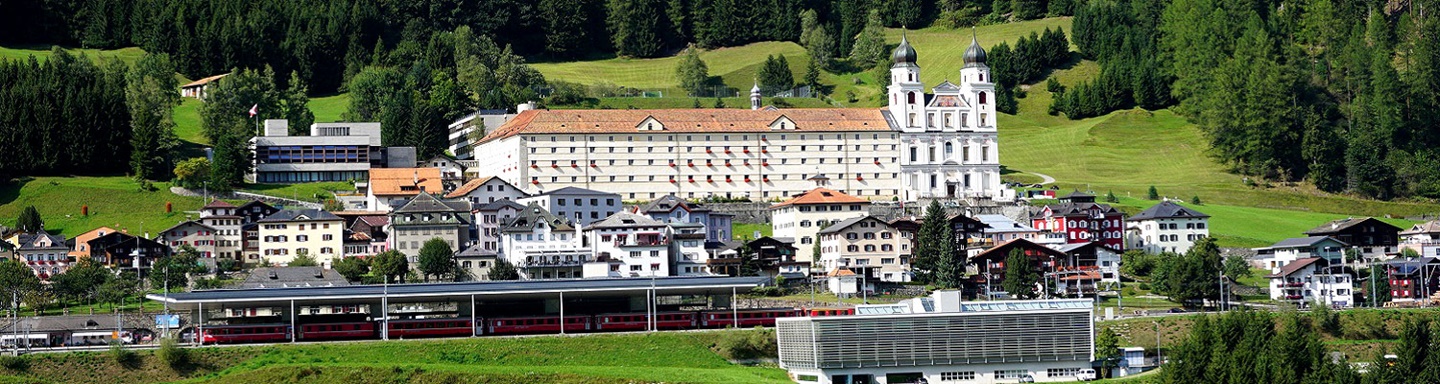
248;104;258;117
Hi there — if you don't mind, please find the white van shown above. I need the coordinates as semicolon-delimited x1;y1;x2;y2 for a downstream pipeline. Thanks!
1076;368;1098;381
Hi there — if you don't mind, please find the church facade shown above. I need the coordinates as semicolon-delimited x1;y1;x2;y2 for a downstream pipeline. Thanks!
470;36;1012;202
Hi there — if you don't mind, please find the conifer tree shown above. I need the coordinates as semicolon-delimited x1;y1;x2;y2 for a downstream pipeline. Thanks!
126;53;181;181
1002;249;1040;299
849;10;887;68
675;45;710;96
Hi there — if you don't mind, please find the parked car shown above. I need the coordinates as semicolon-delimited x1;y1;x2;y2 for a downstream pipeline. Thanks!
1076;368;1098;381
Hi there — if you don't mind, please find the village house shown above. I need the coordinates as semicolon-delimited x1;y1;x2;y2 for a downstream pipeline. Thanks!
1125;200;1210;254
256;209;345;267
388;192;472;264
517;186;622;227
1267;257;1354;308
499;204;587;279
818;216;911;282
771;187;871;253
1030;191;1126;250
1303;217;1401;259
365;167;443;212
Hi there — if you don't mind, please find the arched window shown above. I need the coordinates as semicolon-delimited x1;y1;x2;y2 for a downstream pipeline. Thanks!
979;73;985;82
864;245;876;252
881;244;893;251
863;232;876;240
847;245;859;252
908;92;916;104
979;92;987;105
944;142;953;157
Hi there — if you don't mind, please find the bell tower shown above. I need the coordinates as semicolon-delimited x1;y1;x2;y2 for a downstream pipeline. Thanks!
886;31;926;132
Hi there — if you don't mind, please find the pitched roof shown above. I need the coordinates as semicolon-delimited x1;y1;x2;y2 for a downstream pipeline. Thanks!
1400;221;1440;236
1129;201;1210;221
1031;200;1121;219
1261;236;1348;249
478;199;527;211
445;176;495;198
258;209;342;223
393;191;471;214
1267;257;1326;278
368;168;443;196
158;220;216;236
501;204;574;233
771;188;868;208
1304;217;1402;235
972;238;1068;262
181;73;228;88
357;215;390;227
478;108;894;145
584;212;665;230
818;216;889;235
638;195;711;214
202;200;237;209
827;268;856;277
456;244;497;258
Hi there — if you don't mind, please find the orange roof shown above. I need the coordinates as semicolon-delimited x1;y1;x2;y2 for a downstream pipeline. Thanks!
445;176;495;199
181;73;228;88
202;200;237;209
368;168;443;196
477;108;892;144
827;268;856;277
772;188;869;208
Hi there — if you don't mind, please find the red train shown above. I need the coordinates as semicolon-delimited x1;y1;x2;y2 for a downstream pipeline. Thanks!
198;307;851;344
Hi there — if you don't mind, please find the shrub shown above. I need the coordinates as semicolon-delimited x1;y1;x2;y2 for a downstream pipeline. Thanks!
0;355;27;371
110;342;139;369
713;328;778;361
1122;286;1137;297
1138;283;1151;291
157;337;189;369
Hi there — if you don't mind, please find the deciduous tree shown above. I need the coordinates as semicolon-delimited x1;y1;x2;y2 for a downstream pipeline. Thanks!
417;237;456;282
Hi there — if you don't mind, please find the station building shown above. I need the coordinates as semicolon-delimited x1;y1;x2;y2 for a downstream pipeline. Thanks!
776;293;1094;384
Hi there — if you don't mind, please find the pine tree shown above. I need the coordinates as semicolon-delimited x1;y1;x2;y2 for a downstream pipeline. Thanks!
912;201;948;284
1147;185;1159;200
282;71;314;136
848;9;887;68
126;53;181;181
803;57;822;93
16;206;42;233
487;258;520;280
675;44;710;96
1002;248;1040;299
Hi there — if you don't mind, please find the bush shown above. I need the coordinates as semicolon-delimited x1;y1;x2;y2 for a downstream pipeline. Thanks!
1138;283;1151;291
157;337;189;369
713;328;778;361
0;355;27;371
110;342;139;369
1122;286;1137;297
748;286;786;297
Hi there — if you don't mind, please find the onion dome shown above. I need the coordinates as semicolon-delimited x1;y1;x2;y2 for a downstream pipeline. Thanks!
963;29;987;67
891;32;917;66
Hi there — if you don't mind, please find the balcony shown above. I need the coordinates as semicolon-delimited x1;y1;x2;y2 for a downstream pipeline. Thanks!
615;239;670;247
1285;282;1304;287
521;256;591;267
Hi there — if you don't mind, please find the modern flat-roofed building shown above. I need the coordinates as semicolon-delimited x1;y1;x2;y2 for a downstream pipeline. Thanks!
249;120;418;184
777;293;1094;384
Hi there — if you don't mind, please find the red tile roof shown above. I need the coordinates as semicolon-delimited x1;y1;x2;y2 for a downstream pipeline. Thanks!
369;168;443;196
771;188;868;208
478;108;892;144
202;200;237;209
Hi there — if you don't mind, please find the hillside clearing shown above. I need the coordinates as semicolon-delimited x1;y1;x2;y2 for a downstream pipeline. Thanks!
0;176;206;238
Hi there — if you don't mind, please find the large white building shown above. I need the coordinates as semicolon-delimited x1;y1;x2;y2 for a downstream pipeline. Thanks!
468;37;1011;202
1267;257;1354;308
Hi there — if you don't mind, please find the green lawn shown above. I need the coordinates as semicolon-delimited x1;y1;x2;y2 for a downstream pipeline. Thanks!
309;93;350;122
0;331;788;384
1103;196;1419;248
733;223;773;239
0;44;148;67
240;182;355;203
0;176;206;238
173;98;206;145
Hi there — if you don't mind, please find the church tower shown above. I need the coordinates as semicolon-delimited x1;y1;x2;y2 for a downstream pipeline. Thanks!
958;30;996;129
750;82;762;110
887;32;926;132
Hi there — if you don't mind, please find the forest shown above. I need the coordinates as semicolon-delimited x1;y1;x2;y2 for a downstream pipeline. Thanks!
1061;0;1440;200
0;0;1061;95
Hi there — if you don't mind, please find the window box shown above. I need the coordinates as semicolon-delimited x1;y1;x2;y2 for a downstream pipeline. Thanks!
724;161;732;167
874;160;881;165
762;161;769;166
551;164;559;168
669;162;676;167
687;176;695;182
763;177;770;182
532;180;540;185
744;177;752;182
743;149;751;154
857;176;864;181
724;149;732;154
669;178;677;183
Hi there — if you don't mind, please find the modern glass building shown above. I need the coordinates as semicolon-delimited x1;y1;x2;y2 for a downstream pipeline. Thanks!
777;293;1094;384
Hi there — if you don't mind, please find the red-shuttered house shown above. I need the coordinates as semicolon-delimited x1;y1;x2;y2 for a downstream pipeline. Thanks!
1030;191;1126;250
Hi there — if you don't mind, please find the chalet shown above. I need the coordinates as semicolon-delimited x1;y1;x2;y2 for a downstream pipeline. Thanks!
87;231;171;271
12;232;69;279
634;195;735;244
180;73;227;99
1303;217;1401;259
1399;221;1440;258
66;226;117;260
818;216;911;282
1382;257;1440;302
419;154;467;192
1253;236;1349;269
446;176;532;207
969;238;1068;298
1267;257;1354;308
708;236;804;278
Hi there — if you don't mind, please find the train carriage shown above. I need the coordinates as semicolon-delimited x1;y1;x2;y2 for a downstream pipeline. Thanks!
199;324;289;344
699;308;802;328
488;315;590;335
297;322;376;340
386;318;476;338
594;312;697;331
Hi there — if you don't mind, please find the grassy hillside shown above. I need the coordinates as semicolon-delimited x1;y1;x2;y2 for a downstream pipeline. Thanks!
309;93;350;123
533;18;1073;108
1000;60;1440;229
0;45;148;67
0;331;786;384
1103;196;1416;248
0;176;207;238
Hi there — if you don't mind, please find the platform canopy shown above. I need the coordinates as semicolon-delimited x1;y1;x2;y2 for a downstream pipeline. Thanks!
146;276;770;311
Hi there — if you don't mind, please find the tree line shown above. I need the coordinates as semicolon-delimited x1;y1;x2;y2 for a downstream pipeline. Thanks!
0;49;133;180
1162;309;1440;383
0;0;1082;96
1056;0;1440;200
